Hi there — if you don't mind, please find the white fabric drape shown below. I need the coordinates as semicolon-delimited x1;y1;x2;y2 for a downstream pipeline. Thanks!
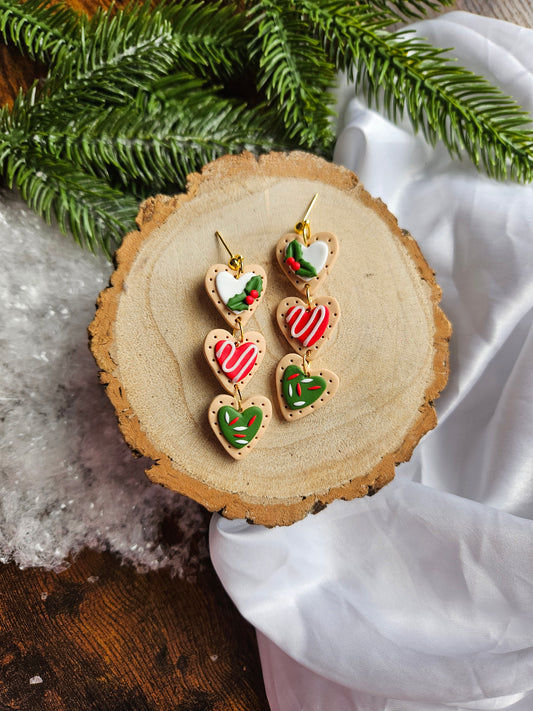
210;13;533;710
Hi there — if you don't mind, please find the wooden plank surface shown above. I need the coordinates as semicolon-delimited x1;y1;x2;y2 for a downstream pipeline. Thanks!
0;2;530;710
0;549;269;710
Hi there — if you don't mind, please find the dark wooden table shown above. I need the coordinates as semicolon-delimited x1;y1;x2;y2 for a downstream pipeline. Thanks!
0;1;530;709
0;548;268;710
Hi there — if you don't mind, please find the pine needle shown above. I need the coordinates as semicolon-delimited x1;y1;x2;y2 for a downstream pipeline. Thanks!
300;0;533;181
33;76;292;192
0;0;80;62
245;0;336;150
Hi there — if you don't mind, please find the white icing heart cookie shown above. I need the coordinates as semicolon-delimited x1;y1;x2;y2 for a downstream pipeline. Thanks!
285;241;329;281
276;231;338;295
216;271;258;312
205;264;267;328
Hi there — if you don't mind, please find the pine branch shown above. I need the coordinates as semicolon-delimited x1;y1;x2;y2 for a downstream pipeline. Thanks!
300;0;533;181
1;129;137;256
163;0;246;79
1;90;138;255
2;0;533;256
245;0;336;151
30;75;293;192
0;0;79;62
42;3;177;110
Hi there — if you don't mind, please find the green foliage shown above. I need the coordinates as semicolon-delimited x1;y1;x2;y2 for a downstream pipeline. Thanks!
1;94;138;253
245;0;336;149
300;0;533;181
0;0;79;62
0;0;532;254
37;75;287;192
163;0;246;79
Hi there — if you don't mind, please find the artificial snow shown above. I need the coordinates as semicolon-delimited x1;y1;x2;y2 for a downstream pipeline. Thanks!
0;190;208;576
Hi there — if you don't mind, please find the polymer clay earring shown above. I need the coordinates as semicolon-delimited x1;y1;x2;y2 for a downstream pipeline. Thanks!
275;195;340;420
205;232;272;458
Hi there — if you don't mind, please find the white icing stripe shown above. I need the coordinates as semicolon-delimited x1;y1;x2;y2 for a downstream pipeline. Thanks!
286;304;328;347
215;341;259;382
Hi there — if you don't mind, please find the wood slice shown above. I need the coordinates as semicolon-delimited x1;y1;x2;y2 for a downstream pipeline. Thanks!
89;151;451;527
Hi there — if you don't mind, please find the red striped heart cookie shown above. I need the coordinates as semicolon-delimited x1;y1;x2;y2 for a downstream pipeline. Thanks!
286;303;329;346
204;329;266;394
277;296;340;358
216;340;258;382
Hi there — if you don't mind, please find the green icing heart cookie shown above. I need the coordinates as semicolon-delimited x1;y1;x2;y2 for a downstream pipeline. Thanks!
218;406;263;449
282;365;326;410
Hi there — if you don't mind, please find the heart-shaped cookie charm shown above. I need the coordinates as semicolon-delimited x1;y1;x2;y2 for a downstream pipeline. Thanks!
276;232;338;296
204;329;265;394
205;264;267;328
208;394;272;459
275;354;339;421
277;296;340;358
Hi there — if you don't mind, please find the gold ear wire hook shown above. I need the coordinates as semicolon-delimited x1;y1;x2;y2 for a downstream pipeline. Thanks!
295;193;318;247
215;231;243;276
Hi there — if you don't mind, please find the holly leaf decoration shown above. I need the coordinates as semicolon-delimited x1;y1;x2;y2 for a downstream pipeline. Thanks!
295;261;317;279
285;239;303;261
245;274;263;296
226;292;248;311
285;239;317;278
226;274;263;311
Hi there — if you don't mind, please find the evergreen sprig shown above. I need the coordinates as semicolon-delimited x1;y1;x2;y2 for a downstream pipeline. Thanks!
357;0;455;21
245;0;336;149
0;0;79;62
1;92;138;252
0;0;532;255
163;0;246;78
300;0;533;181
37;76;288;192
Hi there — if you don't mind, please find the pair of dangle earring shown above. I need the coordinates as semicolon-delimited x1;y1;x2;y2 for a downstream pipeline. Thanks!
204;232;272;459
275;194;340;419
204;195;340;458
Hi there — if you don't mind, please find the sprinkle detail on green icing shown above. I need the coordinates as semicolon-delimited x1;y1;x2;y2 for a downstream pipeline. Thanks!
218;405;263;448
281;365;326;410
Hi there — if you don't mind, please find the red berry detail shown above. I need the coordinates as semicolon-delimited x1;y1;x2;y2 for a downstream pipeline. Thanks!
286;257;295;266
245;295;254;305
250;289;259;298
292;261;301;271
